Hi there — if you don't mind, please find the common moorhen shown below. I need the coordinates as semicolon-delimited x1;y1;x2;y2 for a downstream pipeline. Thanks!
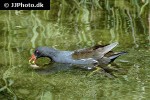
29;42;126;70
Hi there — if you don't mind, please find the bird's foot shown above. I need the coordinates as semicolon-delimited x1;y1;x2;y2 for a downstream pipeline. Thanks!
87;67;101;76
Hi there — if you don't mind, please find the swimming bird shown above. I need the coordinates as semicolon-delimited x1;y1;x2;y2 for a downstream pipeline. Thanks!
29;42;126;70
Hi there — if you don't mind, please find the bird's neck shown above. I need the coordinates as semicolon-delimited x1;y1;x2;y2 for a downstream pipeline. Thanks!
46;48;59;59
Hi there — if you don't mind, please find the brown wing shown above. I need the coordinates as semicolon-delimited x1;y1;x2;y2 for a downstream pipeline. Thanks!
72;42;118;59
72;45;106;59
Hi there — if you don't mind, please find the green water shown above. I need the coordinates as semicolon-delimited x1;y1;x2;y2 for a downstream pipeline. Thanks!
0;1;150;100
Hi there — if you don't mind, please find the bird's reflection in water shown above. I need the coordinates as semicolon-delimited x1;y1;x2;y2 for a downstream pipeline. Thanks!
34;63;96;74
34;63;75;75
34;63;125;78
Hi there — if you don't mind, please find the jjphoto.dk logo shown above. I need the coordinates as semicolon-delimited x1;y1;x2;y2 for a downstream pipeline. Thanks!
4;2;44;8
0;0;50;10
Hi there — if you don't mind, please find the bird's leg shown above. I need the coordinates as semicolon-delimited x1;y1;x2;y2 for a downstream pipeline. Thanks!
87;67;102;76
100;69;116;78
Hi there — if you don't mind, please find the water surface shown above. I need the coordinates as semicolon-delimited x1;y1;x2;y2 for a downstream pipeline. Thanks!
0;1;150;99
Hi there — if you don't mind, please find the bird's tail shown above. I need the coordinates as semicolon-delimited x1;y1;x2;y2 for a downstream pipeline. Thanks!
96;42;118;58
109;51;127;62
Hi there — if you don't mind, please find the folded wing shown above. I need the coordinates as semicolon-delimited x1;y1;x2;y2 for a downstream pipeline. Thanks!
72;42;118;59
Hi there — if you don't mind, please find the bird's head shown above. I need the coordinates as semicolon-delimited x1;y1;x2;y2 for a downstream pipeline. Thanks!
29;47;56;64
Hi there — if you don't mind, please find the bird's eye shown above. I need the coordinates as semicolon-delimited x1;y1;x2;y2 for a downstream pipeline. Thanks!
35;50;39;54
